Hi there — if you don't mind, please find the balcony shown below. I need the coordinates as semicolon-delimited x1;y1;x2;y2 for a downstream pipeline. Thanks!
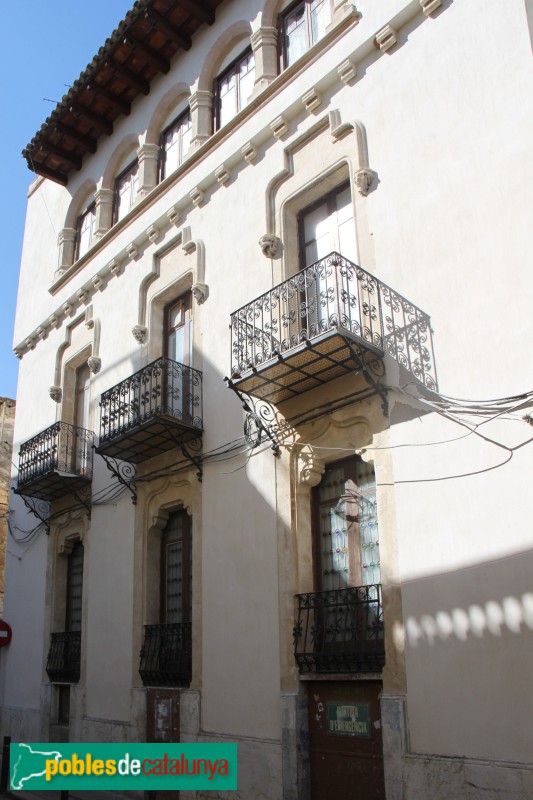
46;631;81;683
139;623;192;687
293;585;385;674
16;422;94;501
97;357;202;464
229;252;437;404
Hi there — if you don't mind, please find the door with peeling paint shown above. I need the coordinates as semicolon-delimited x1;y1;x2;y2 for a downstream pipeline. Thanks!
307;680;385;799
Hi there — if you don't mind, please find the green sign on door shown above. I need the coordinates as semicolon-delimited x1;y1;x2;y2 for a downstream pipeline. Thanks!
327;703;371;738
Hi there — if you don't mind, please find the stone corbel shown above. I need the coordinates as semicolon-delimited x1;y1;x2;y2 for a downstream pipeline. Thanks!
298;446;325;487
132;324;148;344
167;205;181;226
375;24;397;52
87;356;101;374
215;164;231;186
419;0;442;15
302;88;321;115
182;227;208;305
259;234;282;259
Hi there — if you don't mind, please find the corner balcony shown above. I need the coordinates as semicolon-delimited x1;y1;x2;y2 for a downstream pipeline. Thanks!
97;357;202;464
46;631;81;683
16;422;94;501
293;585;385;674
229;252;437;405
139;623;192;688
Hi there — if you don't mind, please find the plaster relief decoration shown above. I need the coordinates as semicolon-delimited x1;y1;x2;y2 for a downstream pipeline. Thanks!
297;445;325;487
259;234;282;259
215;164;231;186
191;283;209;304
329;111;377;195
87;356;101;375
419;0;442;15
375;24;397;52
167;205;180;226
182;228;208;304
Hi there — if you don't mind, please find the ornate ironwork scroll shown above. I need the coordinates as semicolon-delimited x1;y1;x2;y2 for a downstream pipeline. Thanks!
139;622;192;687
224;379;281;455
17;422;95;490
14;491;51;535
99;454;137;504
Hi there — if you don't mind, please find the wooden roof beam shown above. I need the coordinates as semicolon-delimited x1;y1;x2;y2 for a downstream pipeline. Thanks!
53;122;98;153
71;104;114;136
85;83;131;116
25;157;69;186
38;143;82;170
124;35;171;73
108;60;150;95
144;7;192;50
175;0;215;25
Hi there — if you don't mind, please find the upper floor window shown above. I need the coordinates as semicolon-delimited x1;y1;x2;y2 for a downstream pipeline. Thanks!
75;201;96;261
282;0;331;67
215;48;255;129
114;159;139;223
299;182;356;267
160;109;192;181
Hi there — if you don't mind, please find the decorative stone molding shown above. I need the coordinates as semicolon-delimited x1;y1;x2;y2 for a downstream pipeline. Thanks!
137;142;160;198
302;88;321;114
215;164;230;186
190;187;204;207
328;0;360;30
259;234;282;259
87;356;101;375
271;115;289;139
242;142;258;164
108;258;121;277
354;168;376;196
49;385;62;403
48;314;59;328
375;24;397;52
189;89;212;150
132;324;148;344
127;242;139;260
94;188;114;239
36;327;46;341
419;0;442;15
297;447;325;487
146;224;160;244
167;205;180;226
191;283;209;304
57;228;77;274
63;302;74;317
337;58;357;84
76;289;88;304
251;27;278;92
92;275;103;292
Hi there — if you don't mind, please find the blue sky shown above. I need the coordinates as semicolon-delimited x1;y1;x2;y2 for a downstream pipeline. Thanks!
0;1;135;400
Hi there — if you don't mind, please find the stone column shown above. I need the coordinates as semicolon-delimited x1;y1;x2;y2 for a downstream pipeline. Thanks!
94;188;115;238
251;27;279;94
189;90;212;150
137;143;161;197
56;228;77;276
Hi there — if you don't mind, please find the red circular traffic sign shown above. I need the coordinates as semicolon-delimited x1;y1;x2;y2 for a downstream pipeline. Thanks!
0;621;12;648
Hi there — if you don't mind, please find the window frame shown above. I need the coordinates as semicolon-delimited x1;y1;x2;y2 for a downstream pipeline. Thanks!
214;46;255;131
160;510;192;625
297;180;353;269
159;107;192;182
75;200;96;262
280;0;332;69
113;158;139;224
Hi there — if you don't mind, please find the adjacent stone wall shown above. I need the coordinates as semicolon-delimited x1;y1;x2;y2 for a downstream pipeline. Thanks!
0;398;15;615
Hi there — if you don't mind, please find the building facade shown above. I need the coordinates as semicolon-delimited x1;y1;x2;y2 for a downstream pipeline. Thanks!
2;0;532;798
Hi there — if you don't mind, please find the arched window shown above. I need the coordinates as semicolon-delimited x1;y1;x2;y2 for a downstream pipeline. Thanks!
281;0;331;67
114;158;139;223
75;197;96;261
215;46;255;129
160;108;192;180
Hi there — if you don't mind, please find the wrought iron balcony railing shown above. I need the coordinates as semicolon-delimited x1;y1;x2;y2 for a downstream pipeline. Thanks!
293;584;385;674
16;422;94;501
230;252;437;403
46;631;81;683
98;357;203;464
139;623;192;687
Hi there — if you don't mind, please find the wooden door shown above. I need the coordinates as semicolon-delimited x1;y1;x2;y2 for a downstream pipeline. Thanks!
308;680;385;800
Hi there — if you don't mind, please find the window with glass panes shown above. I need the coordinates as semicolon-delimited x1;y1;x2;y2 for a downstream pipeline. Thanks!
75;201;96;261
313;457;379;592
114;160;139;223
282;0;331;67
161;512;192;625
66;542;84;632
216;48;255;129
160;110;192;180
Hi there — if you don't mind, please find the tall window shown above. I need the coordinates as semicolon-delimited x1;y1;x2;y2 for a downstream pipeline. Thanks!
66;541;84;633
164;295;193;423
299;182;356;267
114;159;139;223
160;109;192;180
161;512;192;625
282;0;331;67
216;48;255;129
75;200;96;260
313;457;379;592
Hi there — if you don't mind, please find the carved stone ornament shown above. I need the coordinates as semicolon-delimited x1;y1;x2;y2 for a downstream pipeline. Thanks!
132;325;148;344
354;168;375;196
49;385;62;403
298;448;325;487
87;356;101;375
259;234;282;259
191;283;209;304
